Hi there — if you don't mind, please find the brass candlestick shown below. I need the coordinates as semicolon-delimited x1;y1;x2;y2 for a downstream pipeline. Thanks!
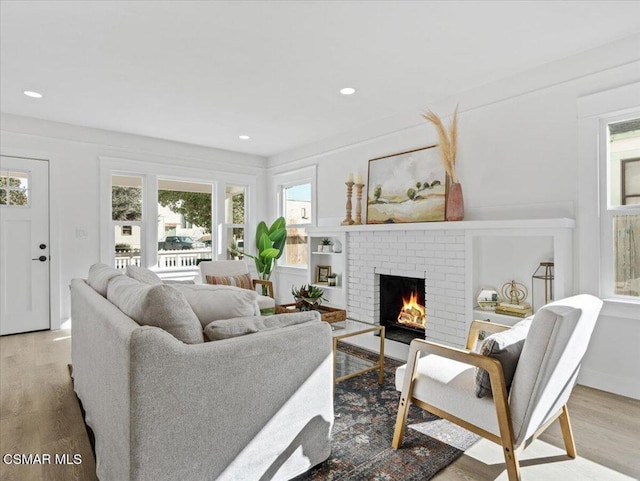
354;183;364;224
341;181;355;225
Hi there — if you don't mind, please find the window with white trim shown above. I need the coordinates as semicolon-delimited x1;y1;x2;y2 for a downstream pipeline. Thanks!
104;159;255;274
157;179;214;268
224;184;247;260
603;116;640;298
112;175;143;268
282;183;312;267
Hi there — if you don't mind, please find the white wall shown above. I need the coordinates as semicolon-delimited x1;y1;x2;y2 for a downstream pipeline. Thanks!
267;36;640;399
0;114;268;327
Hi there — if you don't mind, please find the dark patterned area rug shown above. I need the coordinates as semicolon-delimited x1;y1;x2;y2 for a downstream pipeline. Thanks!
294;342;479;481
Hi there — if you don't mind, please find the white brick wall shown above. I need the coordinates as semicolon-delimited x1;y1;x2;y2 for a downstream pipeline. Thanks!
347;229;467;347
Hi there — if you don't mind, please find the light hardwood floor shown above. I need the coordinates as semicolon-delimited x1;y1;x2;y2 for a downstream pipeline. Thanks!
1;328;639;481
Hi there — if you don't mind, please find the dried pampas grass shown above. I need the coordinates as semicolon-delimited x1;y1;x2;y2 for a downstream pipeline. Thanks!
422;106;459;183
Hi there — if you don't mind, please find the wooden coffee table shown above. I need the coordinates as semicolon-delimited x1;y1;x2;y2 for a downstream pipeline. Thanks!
275;303;347;323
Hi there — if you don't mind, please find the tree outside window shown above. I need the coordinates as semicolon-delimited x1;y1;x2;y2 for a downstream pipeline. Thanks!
157;180;213;267
112;175;143;267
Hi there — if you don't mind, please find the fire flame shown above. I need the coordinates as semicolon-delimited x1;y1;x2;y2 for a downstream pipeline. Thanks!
397;292;426;329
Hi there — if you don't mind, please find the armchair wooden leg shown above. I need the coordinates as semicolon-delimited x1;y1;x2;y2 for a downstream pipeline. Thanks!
392;392;411;449
558;405;577;458
503;445;521;481
392;348;420;449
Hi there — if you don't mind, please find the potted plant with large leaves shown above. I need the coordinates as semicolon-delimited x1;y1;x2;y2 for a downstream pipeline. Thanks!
230;217;287;294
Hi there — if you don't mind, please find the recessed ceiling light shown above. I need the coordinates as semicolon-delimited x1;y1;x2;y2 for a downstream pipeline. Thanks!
23;90;43;98
340;87;356;95
239;135;250;140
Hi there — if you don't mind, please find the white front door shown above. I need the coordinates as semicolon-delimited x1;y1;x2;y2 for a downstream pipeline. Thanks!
0;156;50;335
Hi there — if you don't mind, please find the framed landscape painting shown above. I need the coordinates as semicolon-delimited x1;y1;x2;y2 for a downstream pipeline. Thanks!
366;145;447;224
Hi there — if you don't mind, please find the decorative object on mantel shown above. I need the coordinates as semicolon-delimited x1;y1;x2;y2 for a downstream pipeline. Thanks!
496;280;532;317
366;145;446;224
422;106;463;221
476;287;500;311
531;261;554;309
354;173;365;224
291;284;327;311
341;173;355;225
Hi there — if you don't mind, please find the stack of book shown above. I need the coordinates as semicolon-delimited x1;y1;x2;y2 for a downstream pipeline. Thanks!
495;302;532;318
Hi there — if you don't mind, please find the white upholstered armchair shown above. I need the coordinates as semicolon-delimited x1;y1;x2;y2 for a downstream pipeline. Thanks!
392;294;603;481
198;260;276;314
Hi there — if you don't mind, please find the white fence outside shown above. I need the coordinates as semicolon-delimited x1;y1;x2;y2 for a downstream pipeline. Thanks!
114;248;212;270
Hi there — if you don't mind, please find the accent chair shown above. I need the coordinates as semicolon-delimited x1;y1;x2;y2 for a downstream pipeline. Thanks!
392;294;603;481
198;260;276;314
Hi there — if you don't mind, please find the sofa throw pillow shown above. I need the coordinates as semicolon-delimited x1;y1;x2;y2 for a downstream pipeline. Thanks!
173;284;259;328
87;263;122;297
126;265;162;285
107;276;203;344
475;317;533;398
140;285;204;344
204;311;321;341
205;273;253;291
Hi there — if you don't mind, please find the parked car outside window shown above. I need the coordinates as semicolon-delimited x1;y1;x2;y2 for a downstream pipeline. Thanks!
158;236;206;250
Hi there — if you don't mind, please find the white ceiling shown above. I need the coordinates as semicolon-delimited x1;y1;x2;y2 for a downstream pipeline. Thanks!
1;1;639;157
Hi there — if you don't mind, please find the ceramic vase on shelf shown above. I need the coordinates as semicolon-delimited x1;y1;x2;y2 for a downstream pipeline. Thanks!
446;182;464;221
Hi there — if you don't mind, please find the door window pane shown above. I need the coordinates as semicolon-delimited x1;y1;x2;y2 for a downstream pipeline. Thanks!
112;175;142;221
0;170;30;207
157;179;212;268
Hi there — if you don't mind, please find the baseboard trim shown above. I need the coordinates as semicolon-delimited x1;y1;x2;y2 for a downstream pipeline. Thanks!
578;367;640;400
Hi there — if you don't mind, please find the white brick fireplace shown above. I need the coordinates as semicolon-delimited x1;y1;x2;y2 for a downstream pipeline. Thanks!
348;229;467;346
310;218;574;349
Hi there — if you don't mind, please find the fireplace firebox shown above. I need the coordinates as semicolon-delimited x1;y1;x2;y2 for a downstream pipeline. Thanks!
379;274;426;345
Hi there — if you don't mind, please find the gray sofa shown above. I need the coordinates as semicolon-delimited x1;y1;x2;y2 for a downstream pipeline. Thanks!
70;267;333;481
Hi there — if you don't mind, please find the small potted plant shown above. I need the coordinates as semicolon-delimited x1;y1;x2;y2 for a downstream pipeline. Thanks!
291;284;326;311
327;273;338;287
320;238;332;252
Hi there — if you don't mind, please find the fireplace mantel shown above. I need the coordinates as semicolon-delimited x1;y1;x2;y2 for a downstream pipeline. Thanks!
309;217;574;234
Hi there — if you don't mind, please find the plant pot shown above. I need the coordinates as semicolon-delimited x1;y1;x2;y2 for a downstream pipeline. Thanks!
294;297;321;311
446;182;464;221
